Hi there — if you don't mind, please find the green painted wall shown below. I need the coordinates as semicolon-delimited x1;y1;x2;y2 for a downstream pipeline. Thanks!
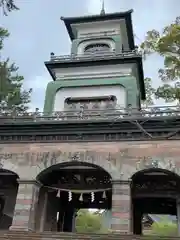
43;76;138;113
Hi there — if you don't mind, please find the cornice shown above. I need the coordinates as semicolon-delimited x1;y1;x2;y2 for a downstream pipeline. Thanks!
0;116;180;143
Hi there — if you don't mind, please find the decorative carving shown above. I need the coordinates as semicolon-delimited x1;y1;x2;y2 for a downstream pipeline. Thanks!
71;152;81;161
0;150;123;179
136;157;177;173
54;170;111;188
133;179;178;195
84;43;110;54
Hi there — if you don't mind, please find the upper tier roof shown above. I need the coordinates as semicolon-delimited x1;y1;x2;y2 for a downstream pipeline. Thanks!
60;9;135;49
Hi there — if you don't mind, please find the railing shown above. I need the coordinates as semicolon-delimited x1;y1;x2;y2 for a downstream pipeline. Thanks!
50;50;142;62
0;106;180;123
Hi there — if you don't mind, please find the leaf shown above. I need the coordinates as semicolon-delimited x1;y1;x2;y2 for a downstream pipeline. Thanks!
75;209;103;233
0;0;19;15
141;16;180;83
0;27;31;113
142;77;155;106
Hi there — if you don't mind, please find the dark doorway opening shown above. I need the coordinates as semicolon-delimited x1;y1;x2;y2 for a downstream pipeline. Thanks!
0;169;19;230
36;162;112;232
131;168;180;235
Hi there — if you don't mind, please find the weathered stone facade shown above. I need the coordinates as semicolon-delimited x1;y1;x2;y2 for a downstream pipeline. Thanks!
1;140;180;232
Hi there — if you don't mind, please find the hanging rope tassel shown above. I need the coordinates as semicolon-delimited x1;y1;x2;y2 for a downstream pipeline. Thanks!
91;192;95;202
79;193;83;201
102;191;106;199
68;191;72;201
56;189;61;198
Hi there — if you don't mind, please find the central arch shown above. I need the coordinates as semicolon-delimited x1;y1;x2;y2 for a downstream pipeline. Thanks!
35;161;112;232
131;168;180;235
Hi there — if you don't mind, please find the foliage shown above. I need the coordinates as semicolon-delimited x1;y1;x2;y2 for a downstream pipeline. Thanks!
75;209;103;233
0;28;32;113
155;82;180;103
141;16;180;104
150;221;178;236
0;0;18;15
142;77;156;106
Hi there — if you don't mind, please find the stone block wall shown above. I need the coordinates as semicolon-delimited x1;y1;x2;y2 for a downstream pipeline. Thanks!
0;140;180;232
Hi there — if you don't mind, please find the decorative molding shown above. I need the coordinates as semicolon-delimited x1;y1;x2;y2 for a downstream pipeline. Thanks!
112;180;131;185
18;179;42;187
56;71;131;80
0;109;180;143
135;157;177;173
55;64;133;80
78;39;115;55
0;132;178;144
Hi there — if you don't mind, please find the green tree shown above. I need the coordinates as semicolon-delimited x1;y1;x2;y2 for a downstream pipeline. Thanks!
141;16;180;104
150;221;178;236
142;77;156;106
75;209;102;233
0;28;32;113
0;0;18;15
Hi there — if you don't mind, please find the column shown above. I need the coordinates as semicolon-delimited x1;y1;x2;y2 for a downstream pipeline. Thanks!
44;192;58;231
177;199;180;236
10;180;41;231
111;180;131;233
39;191;48;232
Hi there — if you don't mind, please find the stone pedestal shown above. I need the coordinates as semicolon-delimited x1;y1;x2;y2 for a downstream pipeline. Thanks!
10;180;41;231
111;180;131;233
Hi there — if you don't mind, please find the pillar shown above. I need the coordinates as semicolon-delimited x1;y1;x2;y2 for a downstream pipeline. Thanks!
177;199;180;236
111;180;131;233
10;180;41;231
44;192;58;231
39;191;48;232
133;208;142;235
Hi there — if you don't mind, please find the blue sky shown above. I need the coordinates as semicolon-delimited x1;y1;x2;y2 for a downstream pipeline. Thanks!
1;0;180;111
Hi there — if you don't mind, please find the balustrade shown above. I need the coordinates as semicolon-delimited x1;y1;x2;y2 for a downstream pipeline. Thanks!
50;50;142;62
0;106;180;123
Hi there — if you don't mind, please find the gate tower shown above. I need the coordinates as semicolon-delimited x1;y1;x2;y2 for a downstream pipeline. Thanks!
1;6;180;237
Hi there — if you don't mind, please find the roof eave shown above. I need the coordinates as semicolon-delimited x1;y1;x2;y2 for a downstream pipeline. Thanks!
60;9;134;41
44;62;56;81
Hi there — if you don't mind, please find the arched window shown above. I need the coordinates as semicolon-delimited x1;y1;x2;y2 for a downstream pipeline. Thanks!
84;43;110;54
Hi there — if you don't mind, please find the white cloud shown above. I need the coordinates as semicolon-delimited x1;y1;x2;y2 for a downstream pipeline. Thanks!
24;75;51;112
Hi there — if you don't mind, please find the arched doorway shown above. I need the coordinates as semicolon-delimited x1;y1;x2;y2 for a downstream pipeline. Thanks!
0;168;19;230
131;168;180;235
36;162;112;232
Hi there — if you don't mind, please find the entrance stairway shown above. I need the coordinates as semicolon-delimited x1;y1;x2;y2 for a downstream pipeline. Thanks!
0;231;179;240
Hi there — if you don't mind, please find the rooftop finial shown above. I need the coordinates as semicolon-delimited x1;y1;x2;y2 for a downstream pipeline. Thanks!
100;0;105;15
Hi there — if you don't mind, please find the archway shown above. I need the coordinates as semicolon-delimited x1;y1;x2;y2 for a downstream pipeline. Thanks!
131;168;180;235
0;168;19;230
36;162;112;232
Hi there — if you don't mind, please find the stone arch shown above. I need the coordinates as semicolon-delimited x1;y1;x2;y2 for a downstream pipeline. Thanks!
130;167;180;235
0;168;19;178
34;151;120;180
131;167;180;181
36;161;112;183
35;156;114;232
130;158;179;179
0;161;20;178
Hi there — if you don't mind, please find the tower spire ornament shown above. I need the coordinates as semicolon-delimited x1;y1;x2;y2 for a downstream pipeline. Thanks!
100;0;105;15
